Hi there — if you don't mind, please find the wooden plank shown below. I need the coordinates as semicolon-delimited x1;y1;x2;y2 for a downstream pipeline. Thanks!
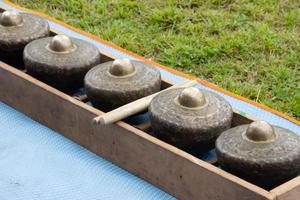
0;62;274;200
0;5;286;199
271;177;300;200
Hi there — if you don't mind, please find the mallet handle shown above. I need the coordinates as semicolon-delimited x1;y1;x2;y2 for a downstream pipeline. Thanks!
93;80;198;125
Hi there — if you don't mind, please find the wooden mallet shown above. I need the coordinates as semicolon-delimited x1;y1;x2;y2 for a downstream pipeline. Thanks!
93;80;198;125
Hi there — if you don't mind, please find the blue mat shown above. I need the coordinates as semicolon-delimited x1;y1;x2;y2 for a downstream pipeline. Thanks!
0;102;175;200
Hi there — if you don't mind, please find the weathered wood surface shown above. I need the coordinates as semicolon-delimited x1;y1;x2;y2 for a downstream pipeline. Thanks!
1;5;299;199
0;62;273;200
271;177;300;200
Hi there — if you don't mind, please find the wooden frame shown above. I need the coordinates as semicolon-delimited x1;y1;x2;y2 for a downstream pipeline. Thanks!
0;9;299;200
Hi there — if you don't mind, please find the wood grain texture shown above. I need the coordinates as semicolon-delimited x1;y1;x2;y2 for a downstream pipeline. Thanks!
271;177;300;200
0;5;296;198
0;62;273;200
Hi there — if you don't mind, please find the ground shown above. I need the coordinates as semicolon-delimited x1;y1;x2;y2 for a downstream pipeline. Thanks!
12;0;300;119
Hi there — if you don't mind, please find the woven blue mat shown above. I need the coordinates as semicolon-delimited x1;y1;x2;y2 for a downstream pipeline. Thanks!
0;102;174;200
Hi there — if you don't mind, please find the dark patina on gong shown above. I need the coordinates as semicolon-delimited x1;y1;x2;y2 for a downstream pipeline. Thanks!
216;121;300;189
84;58;161;111
148;87;233;155
24;35;101;91
0;11;49;67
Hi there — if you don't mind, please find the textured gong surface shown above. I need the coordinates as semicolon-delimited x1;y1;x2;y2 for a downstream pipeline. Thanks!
84;60;161;111
216;125;300;189
0;13;49;52
24;37;101;90
148;88;233;154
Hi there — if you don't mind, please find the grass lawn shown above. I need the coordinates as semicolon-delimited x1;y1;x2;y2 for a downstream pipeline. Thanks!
11;0;300;120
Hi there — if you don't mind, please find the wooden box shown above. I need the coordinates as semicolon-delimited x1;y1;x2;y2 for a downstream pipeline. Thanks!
0;7;299;200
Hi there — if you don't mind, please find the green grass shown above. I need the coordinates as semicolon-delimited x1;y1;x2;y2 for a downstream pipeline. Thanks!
11;0;300;119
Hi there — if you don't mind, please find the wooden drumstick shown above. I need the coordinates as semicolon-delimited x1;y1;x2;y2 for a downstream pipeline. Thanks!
93;79;198;125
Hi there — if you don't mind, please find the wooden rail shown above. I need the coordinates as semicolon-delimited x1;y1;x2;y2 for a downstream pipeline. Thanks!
0;5;299;199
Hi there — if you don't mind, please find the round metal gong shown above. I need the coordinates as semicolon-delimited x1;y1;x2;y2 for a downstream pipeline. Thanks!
0;11;49;52
148;87;233;155
24;35;101;91
84;59;161;111
216;121;300;189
